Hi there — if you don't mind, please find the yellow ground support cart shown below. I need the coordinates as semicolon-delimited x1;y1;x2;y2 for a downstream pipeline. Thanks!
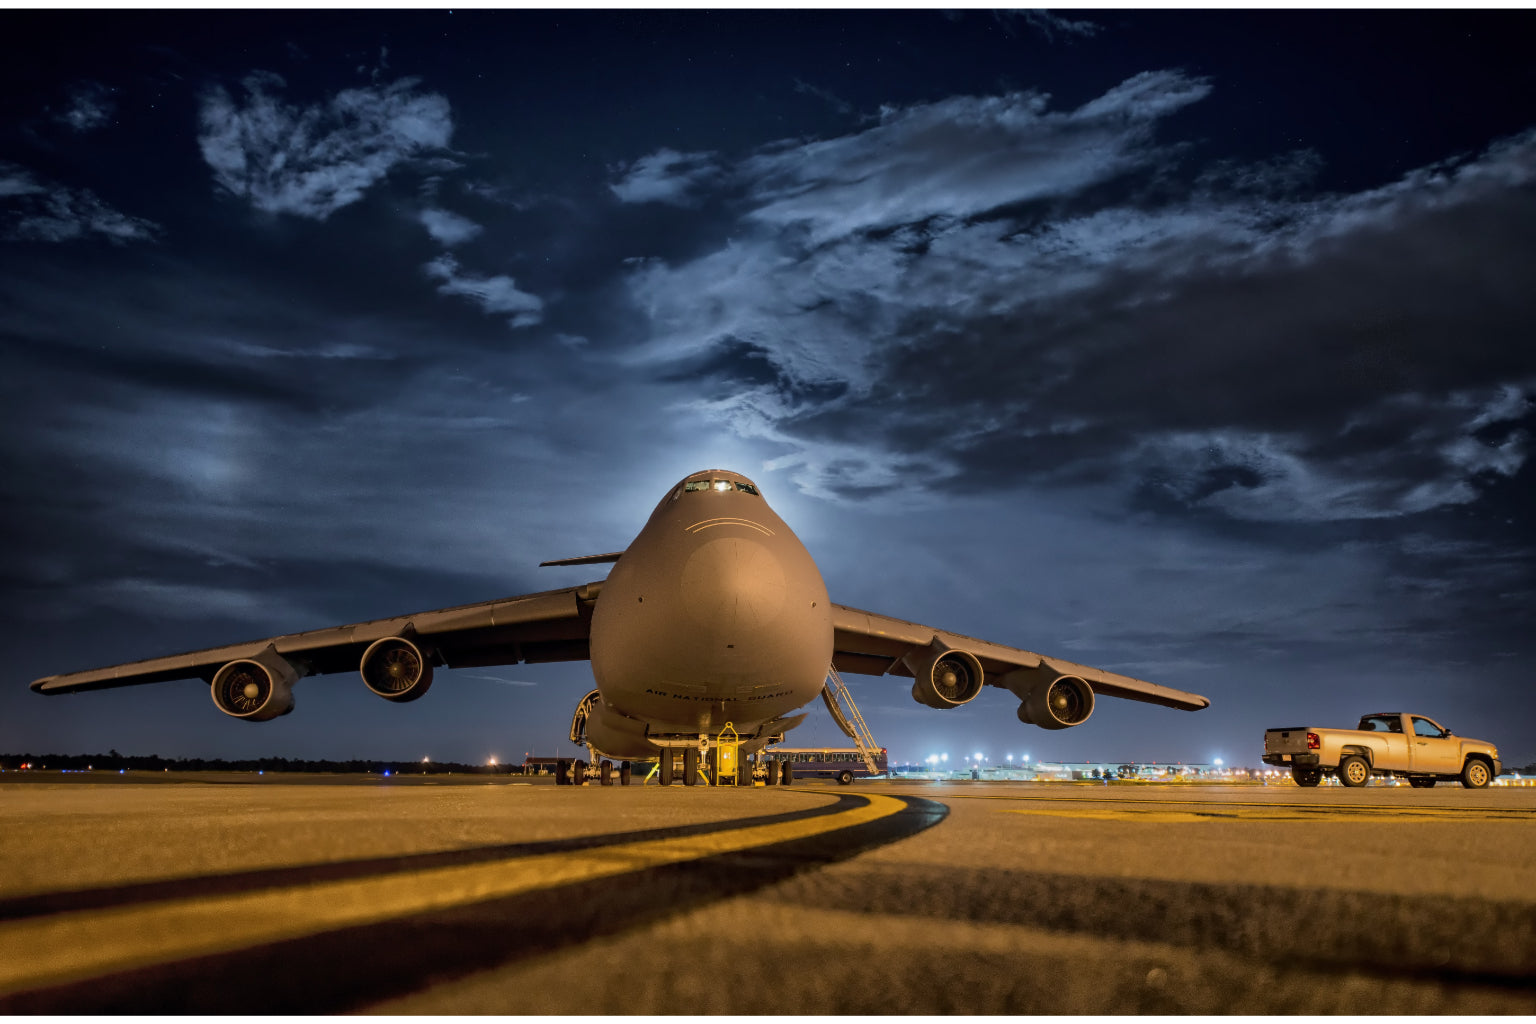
715;723;740;786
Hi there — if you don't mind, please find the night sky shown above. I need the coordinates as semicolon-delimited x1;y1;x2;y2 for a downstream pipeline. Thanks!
4;9;1535;770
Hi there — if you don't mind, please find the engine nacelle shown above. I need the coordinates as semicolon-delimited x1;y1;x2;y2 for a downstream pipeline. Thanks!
360;636;434;702
211;646;299;722
905;640;986;709
1017;674;1095;730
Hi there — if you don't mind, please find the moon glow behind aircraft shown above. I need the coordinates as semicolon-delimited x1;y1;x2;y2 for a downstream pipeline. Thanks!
31;470;1209;759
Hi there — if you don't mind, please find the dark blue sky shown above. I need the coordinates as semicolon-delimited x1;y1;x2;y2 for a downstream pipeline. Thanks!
4;9;1535;769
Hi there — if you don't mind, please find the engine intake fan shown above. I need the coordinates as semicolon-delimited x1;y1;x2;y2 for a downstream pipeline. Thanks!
905;640;986;709
1017;674;1095;730
210;646;300;721
361;636;435;702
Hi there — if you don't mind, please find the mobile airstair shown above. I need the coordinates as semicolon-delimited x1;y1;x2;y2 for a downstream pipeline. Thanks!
820;665;883;775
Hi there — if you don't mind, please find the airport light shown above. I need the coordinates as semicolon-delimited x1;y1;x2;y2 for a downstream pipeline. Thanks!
941;753;948;763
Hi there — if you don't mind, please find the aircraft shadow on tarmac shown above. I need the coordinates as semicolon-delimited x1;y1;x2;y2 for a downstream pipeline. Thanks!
0;794;946;1014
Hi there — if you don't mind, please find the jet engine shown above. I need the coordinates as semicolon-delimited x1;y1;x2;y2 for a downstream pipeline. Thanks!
905;640;986;709
1016;674;1095;730
210;646;300;721
360;636;434;702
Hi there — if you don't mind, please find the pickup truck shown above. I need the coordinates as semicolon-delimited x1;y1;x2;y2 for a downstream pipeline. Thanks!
1262;712;1500;788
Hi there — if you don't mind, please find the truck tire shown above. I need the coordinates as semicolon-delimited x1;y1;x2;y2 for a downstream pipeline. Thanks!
1408;777;1436;789
1460;759;1491;789
1338;755;1371;788
1292;766;1321;787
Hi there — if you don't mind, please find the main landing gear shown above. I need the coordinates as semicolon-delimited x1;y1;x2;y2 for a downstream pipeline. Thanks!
557;754;634;786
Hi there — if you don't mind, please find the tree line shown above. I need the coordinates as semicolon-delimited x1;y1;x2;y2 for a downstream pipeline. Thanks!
0;751;520;774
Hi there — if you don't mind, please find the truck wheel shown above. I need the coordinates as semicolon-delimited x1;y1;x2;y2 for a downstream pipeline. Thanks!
837;769;854;786
1338;755;1370;787
1292;766;1321;787
1460;759;1491;789
1408;777;1435;789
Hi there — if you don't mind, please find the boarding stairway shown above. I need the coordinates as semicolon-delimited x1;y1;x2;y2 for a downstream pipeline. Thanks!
820;665;882;775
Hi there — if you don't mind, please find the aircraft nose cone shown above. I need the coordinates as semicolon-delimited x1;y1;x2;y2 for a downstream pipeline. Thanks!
680;536;787;633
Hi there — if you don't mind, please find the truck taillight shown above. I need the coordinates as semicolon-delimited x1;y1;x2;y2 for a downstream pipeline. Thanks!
1307;732;1320;750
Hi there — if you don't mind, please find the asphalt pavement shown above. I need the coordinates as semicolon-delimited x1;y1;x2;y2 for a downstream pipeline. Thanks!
1;773;1532;1013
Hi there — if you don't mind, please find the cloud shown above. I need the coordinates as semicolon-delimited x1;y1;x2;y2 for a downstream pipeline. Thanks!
609;148;723;206
418;206;483;246
197;71;454;219
736;70;1211;242
614;69;1536;522
57;81;115;133
0;161;159;243
423;253;543;328
998;10;1102;41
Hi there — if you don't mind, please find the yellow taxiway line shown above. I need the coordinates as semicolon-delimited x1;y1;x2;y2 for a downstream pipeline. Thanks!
0;793;903;997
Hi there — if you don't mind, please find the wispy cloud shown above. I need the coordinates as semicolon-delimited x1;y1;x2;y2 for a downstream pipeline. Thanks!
423;253;543;328
610;148;722;206
418;206;483;246
615;73;1536;520
0;161;159;243
57;81;115;133
197;71;454;219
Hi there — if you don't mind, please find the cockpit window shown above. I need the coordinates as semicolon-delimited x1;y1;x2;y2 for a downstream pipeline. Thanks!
681;477;761;496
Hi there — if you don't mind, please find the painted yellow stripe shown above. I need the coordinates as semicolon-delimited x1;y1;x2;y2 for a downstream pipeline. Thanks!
0;794;902;996
1002;805;1527;822
948;791;1535;817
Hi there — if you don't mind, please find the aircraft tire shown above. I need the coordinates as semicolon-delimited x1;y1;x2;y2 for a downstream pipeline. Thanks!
600;760;613;786
573;759;587;786
738;760;750;786
763;759;776;786
707;747;719;785
781;761;794;786
683;746;699;786
556;758;571;786
620;761;631;786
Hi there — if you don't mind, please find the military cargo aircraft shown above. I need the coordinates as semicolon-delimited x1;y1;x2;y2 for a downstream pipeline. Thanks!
31;468;1209;779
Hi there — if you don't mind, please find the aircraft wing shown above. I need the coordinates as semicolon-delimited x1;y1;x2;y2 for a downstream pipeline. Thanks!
829;603;1209;711
30;581;604;695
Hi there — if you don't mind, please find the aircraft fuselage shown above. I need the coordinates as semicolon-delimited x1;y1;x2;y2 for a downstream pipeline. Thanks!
587;470;832;753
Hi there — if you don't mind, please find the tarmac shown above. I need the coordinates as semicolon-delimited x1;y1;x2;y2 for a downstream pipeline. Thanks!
1;772;1533;1014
